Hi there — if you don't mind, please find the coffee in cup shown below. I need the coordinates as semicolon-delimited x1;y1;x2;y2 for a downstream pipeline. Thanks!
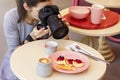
39;58;50;64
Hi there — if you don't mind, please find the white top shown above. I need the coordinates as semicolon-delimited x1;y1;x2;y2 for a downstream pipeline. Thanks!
10;39;106;80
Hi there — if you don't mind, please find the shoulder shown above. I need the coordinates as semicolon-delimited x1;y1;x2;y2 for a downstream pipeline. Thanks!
4;8;19;23
4;8;18;17
3;8;20;32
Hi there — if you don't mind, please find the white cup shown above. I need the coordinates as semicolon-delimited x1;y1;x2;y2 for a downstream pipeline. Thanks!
45;41;58;55
37;58;53;77
91;4;104;24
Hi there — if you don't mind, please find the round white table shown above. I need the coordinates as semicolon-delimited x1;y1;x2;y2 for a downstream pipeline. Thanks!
85;0;120;8
60;8;120;62
10;39;106;80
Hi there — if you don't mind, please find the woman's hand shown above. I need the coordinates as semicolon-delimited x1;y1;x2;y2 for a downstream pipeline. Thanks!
23;26;49;44
30;26;49;40
58;14;69;26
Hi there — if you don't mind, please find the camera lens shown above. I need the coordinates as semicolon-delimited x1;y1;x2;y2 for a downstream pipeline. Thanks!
53;27;68;39
47;15;69;39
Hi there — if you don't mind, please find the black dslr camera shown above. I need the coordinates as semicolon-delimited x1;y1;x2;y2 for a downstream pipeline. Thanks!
37;5;69;39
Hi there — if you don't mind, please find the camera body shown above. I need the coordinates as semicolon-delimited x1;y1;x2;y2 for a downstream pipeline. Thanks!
38;5;69;39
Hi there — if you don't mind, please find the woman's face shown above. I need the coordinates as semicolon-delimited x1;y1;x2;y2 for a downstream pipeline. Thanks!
28;0;53;20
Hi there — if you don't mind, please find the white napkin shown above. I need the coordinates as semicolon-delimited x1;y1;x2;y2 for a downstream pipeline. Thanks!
65;42;93;55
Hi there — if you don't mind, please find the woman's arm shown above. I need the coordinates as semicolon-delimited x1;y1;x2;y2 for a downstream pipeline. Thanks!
3;9;20;52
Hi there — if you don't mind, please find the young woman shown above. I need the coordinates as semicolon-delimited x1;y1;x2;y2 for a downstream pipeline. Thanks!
0;0;68;79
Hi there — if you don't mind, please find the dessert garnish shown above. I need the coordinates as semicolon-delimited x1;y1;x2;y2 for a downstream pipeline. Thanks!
65;59;73;66
57;56;65;61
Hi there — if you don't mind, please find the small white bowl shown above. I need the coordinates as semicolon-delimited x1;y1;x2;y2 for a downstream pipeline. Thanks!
69;6;90;19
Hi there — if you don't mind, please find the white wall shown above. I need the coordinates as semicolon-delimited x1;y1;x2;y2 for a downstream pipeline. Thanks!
53;0;72;10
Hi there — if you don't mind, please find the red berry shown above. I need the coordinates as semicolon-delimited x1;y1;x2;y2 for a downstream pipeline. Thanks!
67;59;73;64
74;59;82;63
57;56;64;61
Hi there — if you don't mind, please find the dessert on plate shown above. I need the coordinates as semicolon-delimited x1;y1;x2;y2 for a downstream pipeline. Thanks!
55;56;84;70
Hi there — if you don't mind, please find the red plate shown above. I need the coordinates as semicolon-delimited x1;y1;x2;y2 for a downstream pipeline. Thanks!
64;10;119;29
49;51;90;74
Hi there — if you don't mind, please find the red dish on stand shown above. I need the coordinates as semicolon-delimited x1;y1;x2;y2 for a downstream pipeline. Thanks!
64;10;119;30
